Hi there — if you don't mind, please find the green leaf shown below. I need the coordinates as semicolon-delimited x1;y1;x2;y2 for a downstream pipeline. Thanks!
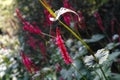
109;51;120;61
84;34;105;43
24;72;29;80
60;68;73;80
106;42;120;50
72;59;82;69
111;73;120;80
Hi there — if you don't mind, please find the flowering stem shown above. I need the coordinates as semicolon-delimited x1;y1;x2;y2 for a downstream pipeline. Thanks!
41;32;55;38
39;0;96;60
71;63;86;80
59;20;108;80
58;20;98;61
39;1;107;79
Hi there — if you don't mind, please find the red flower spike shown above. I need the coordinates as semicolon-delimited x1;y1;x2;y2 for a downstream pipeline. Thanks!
39;42;47;60
63;0;75;10
62;1;81;29
27;36;39;50
111;19;115;34
56;28;73;64
63;0;75;26
20;51;39;74
16;8;42;35
44;9;53;27
111;18;120;42
94;12;105;31
23;21;42;35
118;29;120;42
63;14;71;26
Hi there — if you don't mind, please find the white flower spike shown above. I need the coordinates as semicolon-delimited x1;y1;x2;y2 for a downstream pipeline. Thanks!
49;7;80;21
84;55;95;67
95;48;109;64
84;48;109;67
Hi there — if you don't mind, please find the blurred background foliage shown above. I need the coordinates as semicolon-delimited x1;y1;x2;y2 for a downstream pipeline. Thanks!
0;0;120;80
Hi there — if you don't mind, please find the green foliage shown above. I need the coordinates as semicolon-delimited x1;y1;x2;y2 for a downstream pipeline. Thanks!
0;0;120;80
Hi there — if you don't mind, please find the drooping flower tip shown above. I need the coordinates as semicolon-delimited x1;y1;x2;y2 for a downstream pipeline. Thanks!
16;8;19;15
16;8;25;23
77;11;86;29
49;7;80;22
56;28;73;64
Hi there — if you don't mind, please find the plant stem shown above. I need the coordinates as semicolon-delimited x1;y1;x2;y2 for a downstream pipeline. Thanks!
94;70;101;80
72;63;86;80
59;20;108;80
58;20;98;62
39;0;97;61
39;1;107;79
41;32;55;38
99;65;108;80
